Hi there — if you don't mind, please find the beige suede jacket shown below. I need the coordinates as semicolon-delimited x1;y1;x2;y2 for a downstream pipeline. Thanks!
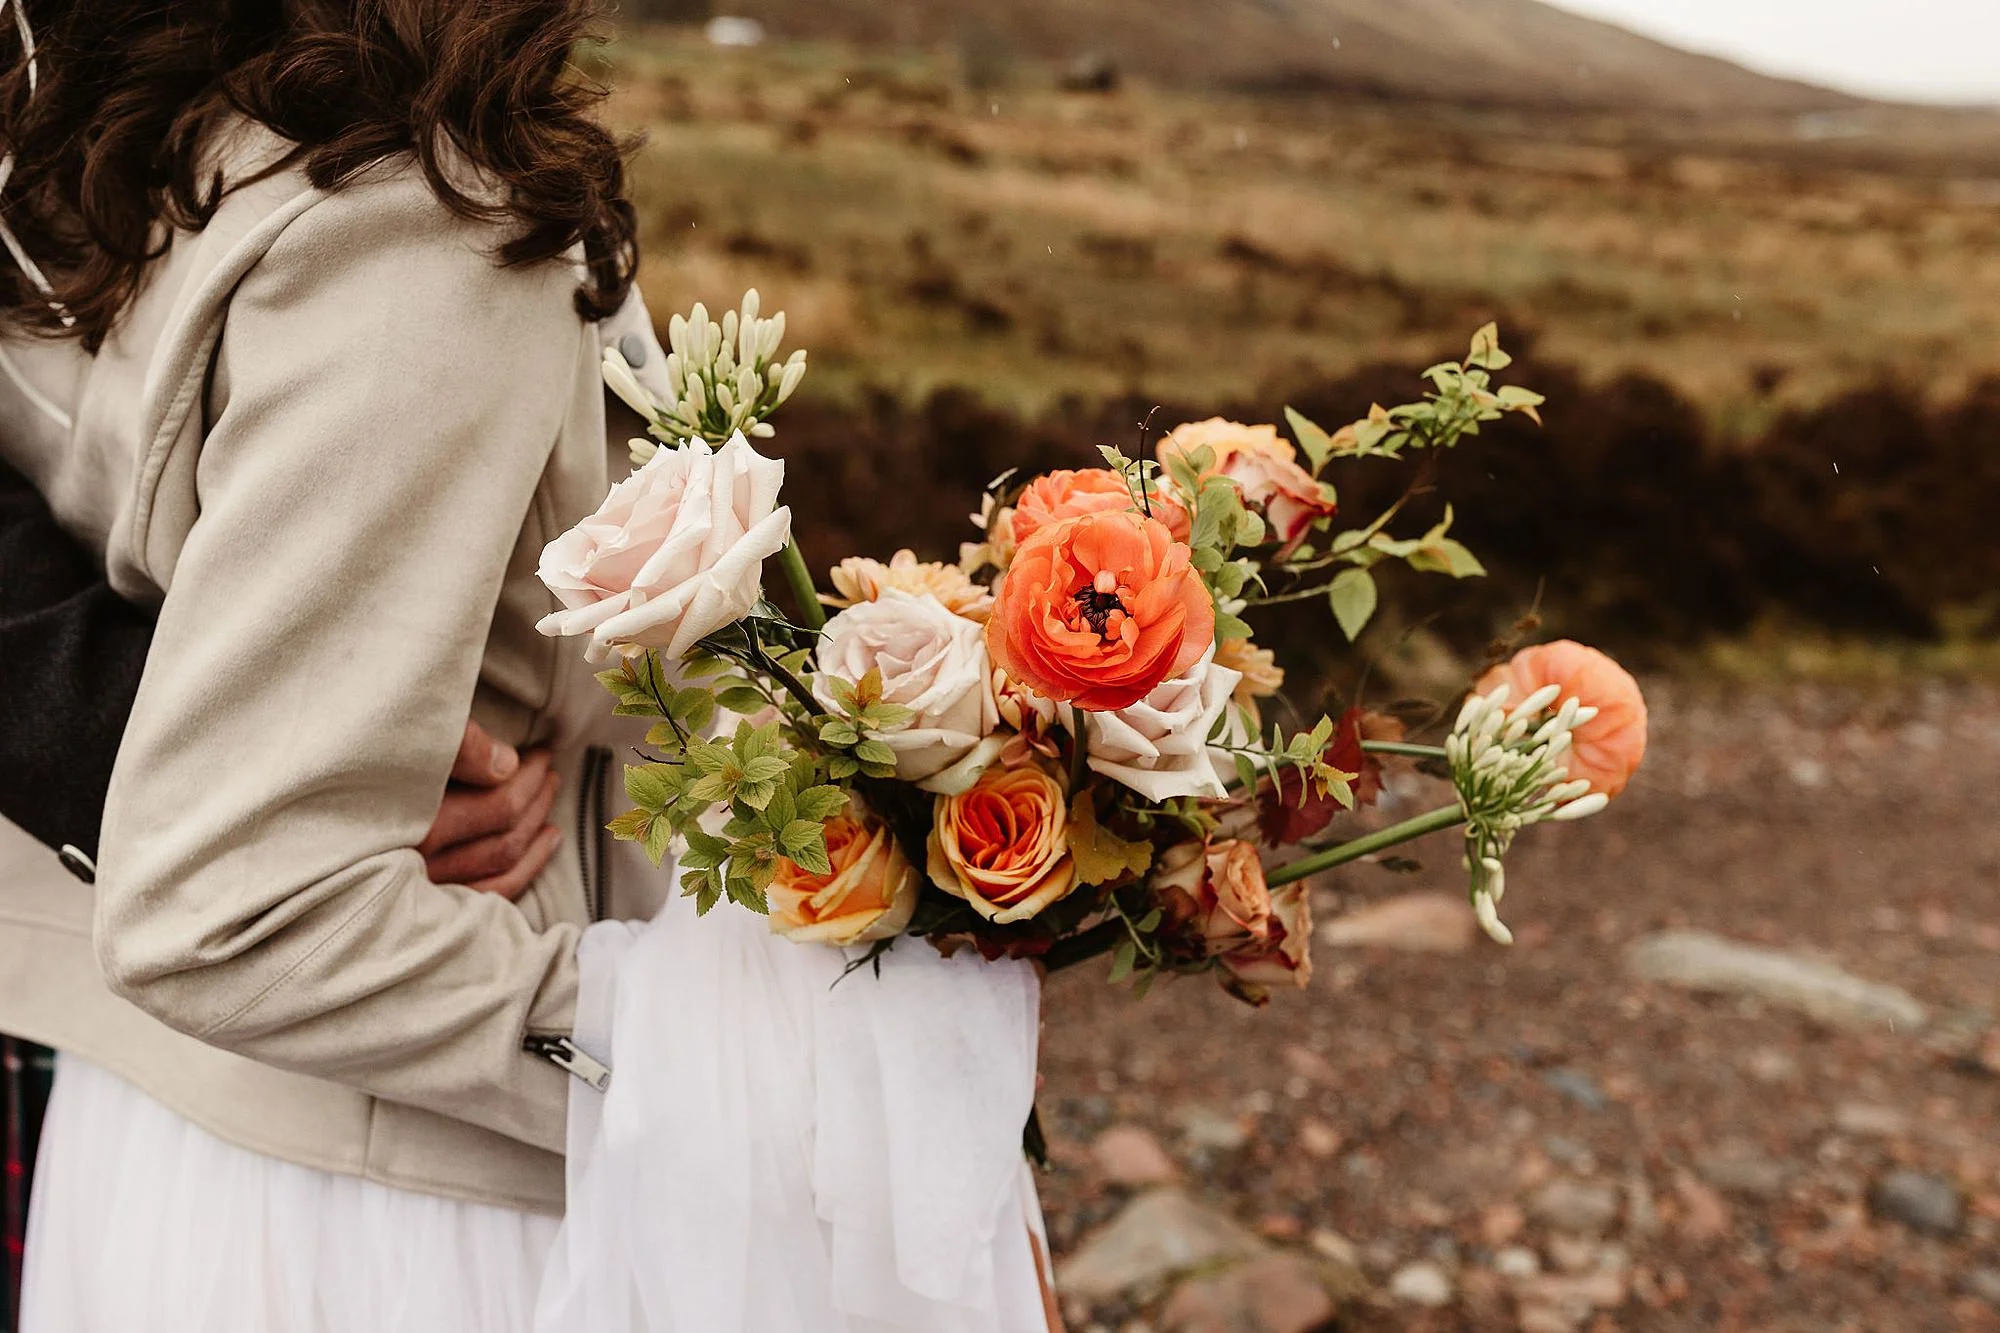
0;127;666;1215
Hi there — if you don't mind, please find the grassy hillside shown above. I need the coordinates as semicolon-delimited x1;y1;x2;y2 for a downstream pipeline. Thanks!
633;0;1855;114
603;32;2000;433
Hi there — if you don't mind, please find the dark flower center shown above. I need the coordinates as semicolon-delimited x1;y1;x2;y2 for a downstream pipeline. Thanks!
1073;587;1128;638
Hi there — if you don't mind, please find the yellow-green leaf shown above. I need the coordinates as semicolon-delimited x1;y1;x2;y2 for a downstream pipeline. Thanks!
1066;795;1153;887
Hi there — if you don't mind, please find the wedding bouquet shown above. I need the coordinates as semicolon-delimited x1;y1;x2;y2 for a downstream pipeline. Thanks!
538;293;1648;1004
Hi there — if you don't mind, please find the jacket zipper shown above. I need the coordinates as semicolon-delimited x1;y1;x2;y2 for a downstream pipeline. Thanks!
574;745;613;923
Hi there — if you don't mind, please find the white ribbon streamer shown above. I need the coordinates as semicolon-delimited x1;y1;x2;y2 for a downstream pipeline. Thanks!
536;893;1049;1333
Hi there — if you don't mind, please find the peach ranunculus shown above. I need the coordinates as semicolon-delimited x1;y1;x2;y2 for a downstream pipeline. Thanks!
1010;468;1191;548
813;592;1001;792
1157;418;1336;545
1154;839;1272;956
986;509;1215;713
958;495;1019;574
825;549;995;622
1214;637;1284;714
537;432;792;662
1475;640;1647;798
925;765;1078;924
768;798;920;946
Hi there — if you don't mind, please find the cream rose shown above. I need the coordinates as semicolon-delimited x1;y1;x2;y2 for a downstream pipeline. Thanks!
767;798;920;946
1084;644;1243;802
536;433;792;662
814;591;1001;792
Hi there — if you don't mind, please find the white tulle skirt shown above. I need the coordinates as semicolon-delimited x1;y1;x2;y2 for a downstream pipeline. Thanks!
19;1056;558;1333
536;893;1053;1333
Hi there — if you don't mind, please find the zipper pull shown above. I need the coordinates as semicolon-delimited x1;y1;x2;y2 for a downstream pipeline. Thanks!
523;1034;612;1091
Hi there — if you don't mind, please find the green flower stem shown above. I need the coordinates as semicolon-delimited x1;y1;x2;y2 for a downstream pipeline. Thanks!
1264;803;1466;887
1068;706;1090;794
778;538;825;631
1360;740;1449;760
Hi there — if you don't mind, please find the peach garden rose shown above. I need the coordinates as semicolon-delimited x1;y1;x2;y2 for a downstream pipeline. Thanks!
986;509;1215;713
767;799;920;946
1155;839;1272;955
926;765;1078;924
1475;640;1647;797
1158;417;1337;545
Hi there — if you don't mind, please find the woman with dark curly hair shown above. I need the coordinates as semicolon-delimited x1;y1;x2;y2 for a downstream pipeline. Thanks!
0;1;677;1326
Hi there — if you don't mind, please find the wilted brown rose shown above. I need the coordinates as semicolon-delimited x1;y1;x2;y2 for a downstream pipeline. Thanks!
1220;881;1312;994
1154;838;1272;955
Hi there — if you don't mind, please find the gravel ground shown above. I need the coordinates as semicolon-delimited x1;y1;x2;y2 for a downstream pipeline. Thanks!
1036;677;2000;1331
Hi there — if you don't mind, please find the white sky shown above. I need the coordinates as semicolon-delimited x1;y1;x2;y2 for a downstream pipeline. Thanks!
1541;0;2000;104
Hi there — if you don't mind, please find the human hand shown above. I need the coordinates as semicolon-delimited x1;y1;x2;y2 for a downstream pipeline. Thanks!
418;720;561;900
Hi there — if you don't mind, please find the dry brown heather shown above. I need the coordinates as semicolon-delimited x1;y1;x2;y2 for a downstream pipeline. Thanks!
601;30;2000;435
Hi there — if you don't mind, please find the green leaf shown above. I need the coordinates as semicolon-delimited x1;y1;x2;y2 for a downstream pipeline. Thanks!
1284;406;1336;472
1232;752;1259;792
716;685;767;715
1097;444;1134;472
682;828;730;869
829;755;860;780
741;755;792;784
795;785;849;822
624;763;680;812
1327;567;1378;641
680;654;732;679
606;808;653;844
643;814;675;866
1408;536;1487;579
853;739;897;767
1213;609;1252;642
819;719;861;747
780;821;832;875
1108;938;1136;984
1466;322;1510;370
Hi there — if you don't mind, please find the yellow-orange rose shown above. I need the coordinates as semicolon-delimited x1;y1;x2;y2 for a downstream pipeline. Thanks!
986;509;1215;712
768;800;920;946
926;766;1078;923
1158;418;1336;545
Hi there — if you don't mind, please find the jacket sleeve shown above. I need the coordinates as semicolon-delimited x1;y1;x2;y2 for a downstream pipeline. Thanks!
94;182;588;1154
0;457;153;857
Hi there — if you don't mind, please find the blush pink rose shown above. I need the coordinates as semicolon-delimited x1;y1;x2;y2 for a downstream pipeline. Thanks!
537;433;792;662
1158;418;1337;545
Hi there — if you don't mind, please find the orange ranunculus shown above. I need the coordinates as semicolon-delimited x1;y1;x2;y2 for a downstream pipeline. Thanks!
1155;839;1272;955
1219;881;1312;994
768;800;920;946
926;765;1078;924
986;509;1215;713
1158;418;1336;545
1475;640;1647;798
1010;468;1191;548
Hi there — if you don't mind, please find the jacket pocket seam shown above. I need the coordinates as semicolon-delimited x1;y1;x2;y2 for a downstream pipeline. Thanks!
195;873;400;1041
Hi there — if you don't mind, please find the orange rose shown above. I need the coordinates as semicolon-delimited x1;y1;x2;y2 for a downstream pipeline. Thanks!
986;509;1215;712
768;800;920;946
1219;881;1312;992
1011;468;1191;547
926;765;1078;923
1158;418;1336;545
1155;839;1272;954
1475;640;1647;798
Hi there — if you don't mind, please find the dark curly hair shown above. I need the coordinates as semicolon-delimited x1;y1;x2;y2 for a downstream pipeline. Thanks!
0;0;637;352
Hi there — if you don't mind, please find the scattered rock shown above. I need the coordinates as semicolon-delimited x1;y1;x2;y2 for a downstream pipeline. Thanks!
1530;1178;1622;1237
1671;1172;1732;1243
1493;1246;1541;1279
1295;1118;1342;1159
1964;1267;2000;1308
1832;1102;1910;1139
1318;892;1475;954
1093;1125;1179;1188
1541;1068;1608;1111
1515;1266;1630;1331
1308;1228;1360;1270
1624;1175;1661;1238
1174;1104;1250;1153
1058;1189;1266;1300
1696;1148;1790;1200
1626;931;1928;1032
1480;1202;1525;1247
1867;1170;1963;1237
1743;1047;1801;1084
1387;1261;1454;1308
1158;1253;1337;1333
1541;1134;1596;1173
